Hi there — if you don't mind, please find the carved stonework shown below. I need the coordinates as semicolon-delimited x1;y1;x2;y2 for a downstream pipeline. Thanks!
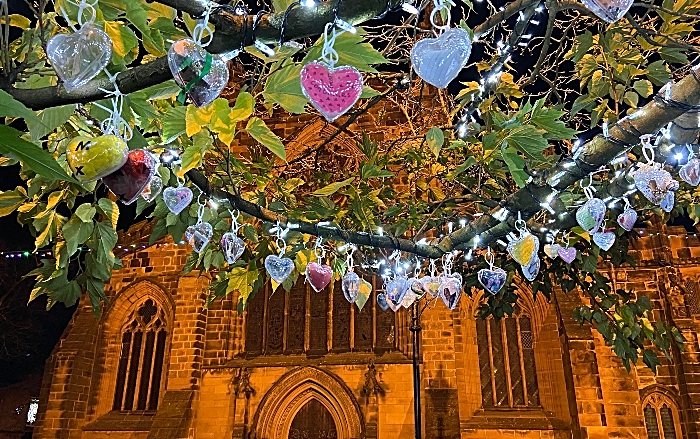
361;361;383;396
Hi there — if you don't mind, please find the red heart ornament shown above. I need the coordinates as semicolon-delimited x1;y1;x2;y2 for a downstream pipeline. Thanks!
300;61;363;122
306;262;333;292
102;149;156;205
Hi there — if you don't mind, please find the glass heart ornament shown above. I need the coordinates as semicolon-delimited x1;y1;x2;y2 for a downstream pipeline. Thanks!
185;221;213;253
580;0;633;23
593;229;616;251
522;256;540;282
386;275;409;306
265;255;295;284
439;273;463;310
544;244;561;259
102;149;157;205
306;262;333;293
401;290;418;309
410;28;472;89
168;38;229;108
47;25;112;92
634;163;679;206
221;232;245;264
617;207;637;231
300;61;363;122
478;268;507;295
163;186;193;215
679;157;700;186
67;135;128;182
377;292;390;311
660;191;675;213
420;276;441;297
141;175;163;202
507;232;539;267
342;271;361;303
576;198;606;234
558;246;577;264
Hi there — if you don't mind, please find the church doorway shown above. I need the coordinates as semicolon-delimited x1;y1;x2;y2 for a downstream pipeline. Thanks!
288;399;338;439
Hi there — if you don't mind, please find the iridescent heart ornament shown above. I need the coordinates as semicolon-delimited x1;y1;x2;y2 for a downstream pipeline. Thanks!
306;262;333;293
66;135;128;182
102;149;157;205
576;198;606;234
522;256;540;282
617;207;637;231
507;233;539;267
439;273;463;310
410;28;472;89
634;163;679;206
141;175;163;202
221;232;245;264
593;230;616;251
342;271;361;303
185;221;213;253
680;158;700;186
47;25;113;92
300;61;363;122
558;247;577;264
168;38;229;107
163;186;193;215
580;0;633;23
265;255;294;284
478;268;507;295
544;244;561;259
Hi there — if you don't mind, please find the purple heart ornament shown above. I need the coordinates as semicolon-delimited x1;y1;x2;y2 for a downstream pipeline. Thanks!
558;247;577;264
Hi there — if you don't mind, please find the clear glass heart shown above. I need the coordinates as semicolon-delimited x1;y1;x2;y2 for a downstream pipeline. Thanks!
306;262;333;292
185;221;213;253
168;38;229;107
420;276;441;297
221;232;245;264
342;271;361;303
386;276;409;305
411;27;472;89
679;158;700;186
47;25;113;92
593;231;616;251
635;163;679;205
660;191;675;213
141;175;163;202
163;186;193;215
544;244;561;259
265;255;294;284
401;290;418;308
377;292;390;311
522;256;540;281
580;0;633;23
478;268;507;295
576;198;606;234
439;274;463;310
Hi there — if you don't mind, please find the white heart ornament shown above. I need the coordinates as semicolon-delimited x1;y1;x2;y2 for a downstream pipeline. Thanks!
185;222;213;253
544;244;561;259
593;230;616;251
221;232;245;264
617;208;637;231
478;268;507;295
401;290;418;308
580;0;633;23
265;255;294;284
680;158;700;186
411;28;472;89
168;38;229;107
342;271;361;303
634;164;679;205
47;25;112;92
522;256;540;282
576;198;606;234
163;186;193;215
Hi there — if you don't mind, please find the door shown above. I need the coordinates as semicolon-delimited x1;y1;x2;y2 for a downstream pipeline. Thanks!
288;399;338;439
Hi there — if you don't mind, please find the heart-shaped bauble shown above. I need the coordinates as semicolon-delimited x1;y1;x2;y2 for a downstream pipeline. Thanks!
102;149;156;205
47;25;112;92
580;0;633;23
507;233;539;267
377;292;390;311
411;27;472;89
306;262;333;292
544;244;561;259
439;274;463;310
617;207;637;231
168;38;229;108
342;271;361;303
355;278;372;311
185;221;213;253
221;232;245;264
478;268;507;295
141;175;163;202
300;61;363;122
67;135;128;182
576;198;606;234
680;158;700;186
660;191;675;213
593;230;616;251
522;256;540;282
635;163;679;205
420;276;441;297
265;255;294;284
163;186;193;215
386;276;409;305
401;290;418;308
558;247;577;264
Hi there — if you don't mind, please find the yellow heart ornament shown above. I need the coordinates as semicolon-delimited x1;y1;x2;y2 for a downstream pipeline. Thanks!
507;233;539;266
66;135;129;182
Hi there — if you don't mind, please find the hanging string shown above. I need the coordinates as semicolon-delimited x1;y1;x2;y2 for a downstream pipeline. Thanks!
59;0;97;32
94;70;133;141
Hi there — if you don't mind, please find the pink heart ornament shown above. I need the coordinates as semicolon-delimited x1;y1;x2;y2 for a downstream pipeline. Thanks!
221;232;245;264
410;27;472;89
306;262;333;292
300;61;363;122
478;268;507;295
558;247;577;264
593;230;616;251
680;158;700;186
185;221;213;253
163;186;193;215
47;25;113;92
342;271;360;303
167;38;229;107
617;208;637;231
522;256;540;282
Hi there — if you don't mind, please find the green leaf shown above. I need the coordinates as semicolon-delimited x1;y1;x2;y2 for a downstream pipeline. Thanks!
303;30;388;73
95;221;118;264
426;127;445;158
245;117;286;161
97;198;120;228
360;85;381;98
62;215;94;257
104;21;139;63
230;92;255;123
227;266;259;303
0;187;27;217
646;60;671;86
272;0;296;12
0;90;42;126
75;203;96;222
179;131;211;175
27;105;75;143
312;177;356;196
162;106;187;143
501;146;528;188
502;125;549;162
454;156;477;177
263;62;307;114
361;164;394;179
0;126;78;183
632;80;653;98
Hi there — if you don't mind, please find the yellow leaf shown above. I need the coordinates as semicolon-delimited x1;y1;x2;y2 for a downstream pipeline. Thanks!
185;104;212;137
0;14;31;28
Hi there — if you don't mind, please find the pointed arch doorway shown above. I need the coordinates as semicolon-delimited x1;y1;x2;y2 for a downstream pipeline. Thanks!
288;399;338;439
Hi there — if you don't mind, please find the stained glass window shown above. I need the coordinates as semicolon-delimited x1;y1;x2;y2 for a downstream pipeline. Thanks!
643;392;681;439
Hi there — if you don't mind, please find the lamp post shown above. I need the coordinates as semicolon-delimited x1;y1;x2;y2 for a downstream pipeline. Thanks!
410;301;422;439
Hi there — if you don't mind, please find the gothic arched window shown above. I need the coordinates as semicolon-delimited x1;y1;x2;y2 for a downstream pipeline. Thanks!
112;299;168;412
476;311;539;408
643;392;682;439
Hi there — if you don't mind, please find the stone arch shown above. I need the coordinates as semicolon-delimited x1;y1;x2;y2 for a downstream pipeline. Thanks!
253;366;364;439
